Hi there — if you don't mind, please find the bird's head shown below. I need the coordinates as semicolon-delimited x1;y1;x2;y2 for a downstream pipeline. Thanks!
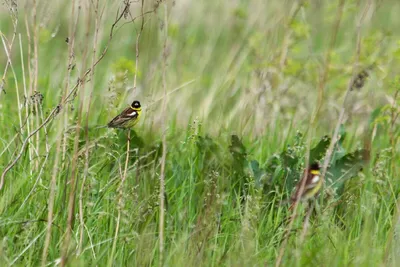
131;100;141;109
309;162;320;174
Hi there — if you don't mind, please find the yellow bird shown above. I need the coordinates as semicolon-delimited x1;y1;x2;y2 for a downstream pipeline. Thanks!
290;163;322;209
107;100;142;129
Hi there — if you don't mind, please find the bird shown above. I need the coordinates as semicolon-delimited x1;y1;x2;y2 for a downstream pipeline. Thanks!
107;100;142;129
350;64;375;91
290;162;322;209
351;69;370;90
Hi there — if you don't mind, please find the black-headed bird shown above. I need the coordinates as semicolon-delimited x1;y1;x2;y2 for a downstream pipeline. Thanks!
351;64;375;91
107;100;142;129
290;163;322;209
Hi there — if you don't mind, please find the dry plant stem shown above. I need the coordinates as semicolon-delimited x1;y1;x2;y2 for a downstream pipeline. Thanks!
0;1;150;189
39;105;50;174
78;0;101;255
24;9;37;168
41;121;63;266
109;130;131;266
34;105;40;171
0;35;23;131
384;88;400;263
60;85;84;267
133;0;145;92
76;1;93;255
279;0;305;69
19;34;33;175
59;1;80;265
62;0;94;262
275;1;346;266
61;0;80;175
24;2;35;161
33;0;40;171
33;0;39;96
159;3;168;265
389;89;400;175
0;3;17;98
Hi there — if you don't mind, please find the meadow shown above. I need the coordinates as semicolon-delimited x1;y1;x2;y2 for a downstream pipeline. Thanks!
0;0;400;266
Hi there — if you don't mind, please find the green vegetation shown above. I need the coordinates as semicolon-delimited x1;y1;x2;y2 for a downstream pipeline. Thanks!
0;0;400;266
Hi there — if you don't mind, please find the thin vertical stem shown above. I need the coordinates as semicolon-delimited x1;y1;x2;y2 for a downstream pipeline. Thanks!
159;2;168;265
19;34;33;175
78;0;101;255
0;35;22;131
41;121;63;266
33;0;40;171
24;6;38;169
0;1;18;98
109;130;131;266
133;0;145;93
60;0;80;265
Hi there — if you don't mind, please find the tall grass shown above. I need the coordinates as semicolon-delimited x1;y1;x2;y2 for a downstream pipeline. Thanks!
0;0;399;266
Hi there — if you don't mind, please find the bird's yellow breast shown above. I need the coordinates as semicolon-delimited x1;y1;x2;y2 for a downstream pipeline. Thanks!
310;170;320;175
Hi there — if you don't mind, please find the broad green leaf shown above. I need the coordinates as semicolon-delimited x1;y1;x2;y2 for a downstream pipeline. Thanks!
250;160;262;188
280;146;299;170
309;135;331;163
330;125;347;164
326;149;368;193
229;135;247;156
229;135;248;174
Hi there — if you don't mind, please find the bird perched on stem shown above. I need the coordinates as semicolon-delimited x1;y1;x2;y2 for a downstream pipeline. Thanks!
107;100;142;129
289;163;322;210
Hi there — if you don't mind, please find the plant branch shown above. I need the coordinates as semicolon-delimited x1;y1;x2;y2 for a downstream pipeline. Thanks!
159;2;169;265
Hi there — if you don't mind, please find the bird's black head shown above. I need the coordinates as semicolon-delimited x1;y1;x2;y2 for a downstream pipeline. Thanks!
310;162;320;171
132;100;141;109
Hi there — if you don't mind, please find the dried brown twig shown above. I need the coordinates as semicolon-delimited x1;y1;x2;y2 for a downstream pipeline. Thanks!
0;0;18;97
60;0;82;265
78;0;103;256
159;2;169;265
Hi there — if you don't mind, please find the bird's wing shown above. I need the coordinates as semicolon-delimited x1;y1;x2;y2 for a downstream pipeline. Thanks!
107;107;138;128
